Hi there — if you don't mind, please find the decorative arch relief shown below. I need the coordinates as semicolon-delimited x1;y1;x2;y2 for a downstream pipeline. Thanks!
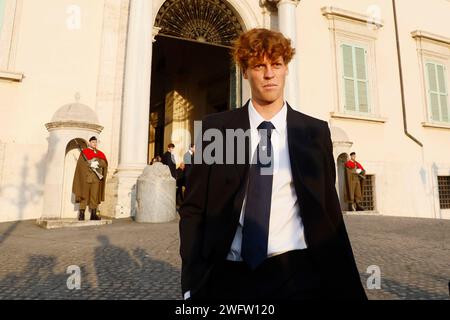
155;0;244;47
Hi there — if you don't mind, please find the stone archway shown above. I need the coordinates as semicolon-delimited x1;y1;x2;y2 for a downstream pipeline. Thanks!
113;0;257;218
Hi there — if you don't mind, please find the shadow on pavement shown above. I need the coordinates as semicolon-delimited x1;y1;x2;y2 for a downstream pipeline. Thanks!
0;235;181;300
94;235;180;300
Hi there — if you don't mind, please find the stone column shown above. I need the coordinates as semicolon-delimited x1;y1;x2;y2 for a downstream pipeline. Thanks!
260;1;275;29
115;0;157;218
277;0;300;109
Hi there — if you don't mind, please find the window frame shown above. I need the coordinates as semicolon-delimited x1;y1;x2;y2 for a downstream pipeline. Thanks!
340;42;371;115
412;30;450;129
322;6;383;122
335;35;379;117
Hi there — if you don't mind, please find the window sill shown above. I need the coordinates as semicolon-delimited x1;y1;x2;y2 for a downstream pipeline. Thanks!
422;122;450;130
330;112;387;123
0;70;24;82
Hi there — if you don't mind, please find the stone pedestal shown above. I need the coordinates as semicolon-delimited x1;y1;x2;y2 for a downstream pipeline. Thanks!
135;163;177;223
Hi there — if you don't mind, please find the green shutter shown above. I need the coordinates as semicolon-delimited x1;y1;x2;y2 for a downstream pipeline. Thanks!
440;95;448;122
343;45;355;111
436;65;449;122
345;79;356;110
343;45;354;77
437;65;446;94
427;62;449;122
358;81;369;112
427;63;437;92
427;62;440;121
430;93;440;121
355;47;369;112
355;47;367;80
342;44;370;113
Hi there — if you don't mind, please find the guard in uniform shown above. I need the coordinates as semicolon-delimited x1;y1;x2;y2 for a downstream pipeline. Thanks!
344;152;366;211
72;136;108;221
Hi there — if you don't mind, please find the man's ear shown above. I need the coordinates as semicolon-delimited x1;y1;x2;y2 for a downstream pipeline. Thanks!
243;68;248;80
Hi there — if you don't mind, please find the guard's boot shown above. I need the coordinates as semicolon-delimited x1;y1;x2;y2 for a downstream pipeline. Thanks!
90;209;101;221
356;203;365;211
78;209;85;221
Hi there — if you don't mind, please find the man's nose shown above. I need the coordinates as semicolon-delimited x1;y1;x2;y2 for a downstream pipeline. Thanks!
264;65;275;78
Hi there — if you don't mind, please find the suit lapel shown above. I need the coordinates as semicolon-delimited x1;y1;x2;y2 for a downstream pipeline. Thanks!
223;101;251;180
287;105;326;213
223;102;251;222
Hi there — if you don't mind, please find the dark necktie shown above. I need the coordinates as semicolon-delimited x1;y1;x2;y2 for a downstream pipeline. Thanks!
241;121;275;270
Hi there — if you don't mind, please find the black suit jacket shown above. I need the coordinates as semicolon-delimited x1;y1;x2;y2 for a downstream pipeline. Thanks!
179;102;367;300
162;151;177;179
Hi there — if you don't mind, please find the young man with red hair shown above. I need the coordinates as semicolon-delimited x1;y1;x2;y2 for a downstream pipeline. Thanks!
179;28;367;300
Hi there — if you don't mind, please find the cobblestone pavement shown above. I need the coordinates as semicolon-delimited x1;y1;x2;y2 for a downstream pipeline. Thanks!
0;215;448;300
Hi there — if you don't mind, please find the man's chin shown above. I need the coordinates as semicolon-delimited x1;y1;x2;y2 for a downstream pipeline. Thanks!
256;96;282;105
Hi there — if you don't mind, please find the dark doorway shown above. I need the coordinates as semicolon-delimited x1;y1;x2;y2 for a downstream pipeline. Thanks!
149;35;239;163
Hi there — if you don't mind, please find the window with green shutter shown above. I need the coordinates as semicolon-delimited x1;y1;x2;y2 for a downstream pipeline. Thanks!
426;61;449;123
342;44;370;114
0;0;6;34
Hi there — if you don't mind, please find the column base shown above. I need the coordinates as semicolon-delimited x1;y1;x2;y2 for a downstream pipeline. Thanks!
111;165;146;219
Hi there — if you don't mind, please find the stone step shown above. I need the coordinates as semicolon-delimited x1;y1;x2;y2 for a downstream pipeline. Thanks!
36;218;113;230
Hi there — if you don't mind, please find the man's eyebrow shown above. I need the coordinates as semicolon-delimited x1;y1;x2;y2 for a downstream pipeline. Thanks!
249;61;264;67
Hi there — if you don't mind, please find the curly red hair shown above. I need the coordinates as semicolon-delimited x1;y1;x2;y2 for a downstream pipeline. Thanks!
233;28;295;71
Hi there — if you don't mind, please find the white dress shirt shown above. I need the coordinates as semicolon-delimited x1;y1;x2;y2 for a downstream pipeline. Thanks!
226;101;307;261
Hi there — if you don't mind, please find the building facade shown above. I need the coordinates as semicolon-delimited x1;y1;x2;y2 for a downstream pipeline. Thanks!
0;0;449;223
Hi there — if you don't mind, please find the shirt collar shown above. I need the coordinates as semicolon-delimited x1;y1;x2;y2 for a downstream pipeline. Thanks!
248;100;287;135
